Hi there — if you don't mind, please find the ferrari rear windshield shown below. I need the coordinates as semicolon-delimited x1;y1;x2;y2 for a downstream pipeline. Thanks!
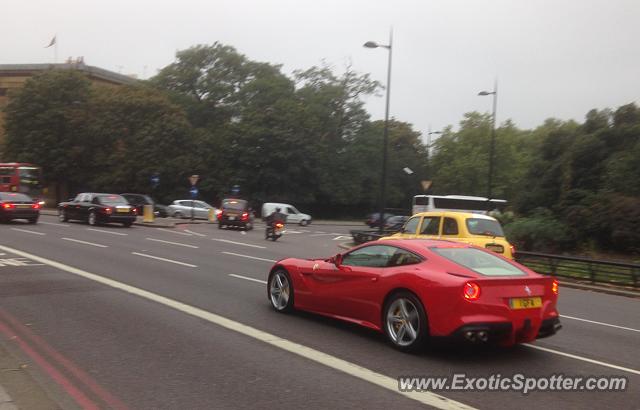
430;247;526;276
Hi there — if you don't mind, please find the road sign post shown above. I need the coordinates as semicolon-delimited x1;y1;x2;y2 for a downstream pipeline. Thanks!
189;175;199;221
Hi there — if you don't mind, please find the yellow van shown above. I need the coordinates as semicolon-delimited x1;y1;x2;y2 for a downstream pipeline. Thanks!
380;211;515;259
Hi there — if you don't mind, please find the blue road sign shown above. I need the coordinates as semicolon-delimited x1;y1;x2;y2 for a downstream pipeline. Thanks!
190;186;198;198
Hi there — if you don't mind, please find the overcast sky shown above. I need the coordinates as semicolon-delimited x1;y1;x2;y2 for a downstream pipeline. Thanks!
3;0;639;139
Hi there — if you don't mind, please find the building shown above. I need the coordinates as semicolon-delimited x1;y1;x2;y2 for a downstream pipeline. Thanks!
0;60;136;145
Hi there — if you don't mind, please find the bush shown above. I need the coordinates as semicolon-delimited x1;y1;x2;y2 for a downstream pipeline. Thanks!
504;209;571;253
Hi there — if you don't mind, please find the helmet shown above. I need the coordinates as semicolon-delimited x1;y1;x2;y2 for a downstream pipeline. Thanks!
275;207;281;212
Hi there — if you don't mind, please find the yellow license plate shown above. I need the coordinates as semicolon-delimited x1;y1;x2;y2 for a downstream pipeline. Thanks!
510;297;542;309
117;208;129;213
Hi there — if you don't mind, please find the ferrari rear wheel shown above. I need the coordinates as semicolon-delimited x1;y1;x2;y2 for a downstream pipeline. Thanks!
268;269;294;312
383;291;428;353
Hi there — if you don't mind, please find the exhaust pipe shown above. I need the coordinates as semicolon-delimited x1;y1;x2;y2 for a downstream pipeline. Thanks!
463;329;489;343
477;331;489;342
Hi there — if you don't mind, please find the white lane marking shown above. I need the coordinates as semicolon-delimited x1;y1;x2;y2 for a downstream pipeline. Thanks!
61;237;107;248
560;315;640;333
332;236;352;241
10;228;45;236
0;244;474;410
524;344;640;376
221;252;276;263
184;229;206;237
146;238;199;249
313;231;327;234
229;274;267;284
87;228;128;236
212;239;266;249
131;252;197;267
39;221;70;227
283;230;303;234
309;233;337;237
158;228;192;236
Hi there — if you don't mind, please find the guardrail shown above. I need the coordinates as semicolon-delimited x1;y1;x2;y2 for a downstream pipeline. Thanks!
515;251;639;288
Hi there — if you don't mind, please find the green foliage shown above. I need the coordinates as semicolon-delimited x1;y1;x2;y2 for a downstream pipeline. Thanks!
3;42;638;254
503;209;571;253
4;70;93;190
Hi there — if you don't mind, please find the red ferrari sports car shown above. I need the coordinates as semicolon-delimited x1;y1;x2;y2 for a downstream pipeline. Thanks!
267;239;561;352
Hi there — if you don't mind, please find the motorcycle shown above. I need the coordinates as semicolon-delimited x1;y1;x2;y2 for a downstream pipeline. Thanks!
266;221;285;241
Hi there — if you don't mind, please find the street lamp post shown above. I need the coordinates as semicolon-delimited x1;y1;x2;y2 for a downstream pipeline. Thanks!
364;29;393;233
478;80;498;199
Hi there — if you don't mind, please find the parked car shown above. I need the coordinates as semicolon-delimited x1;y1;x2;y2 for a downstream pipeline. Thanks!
381;211;515;259
58;193;137;227
168;200;218;220
121;193;168;217
365;212;395;228
0;192;40;224
261;202;312;226
218;198;253;230
267;239;560;352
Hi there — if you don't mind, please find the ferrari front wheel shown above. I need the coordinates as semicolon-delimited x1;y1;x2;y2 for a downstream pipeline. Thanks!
268;269;294;313
383;291;428;353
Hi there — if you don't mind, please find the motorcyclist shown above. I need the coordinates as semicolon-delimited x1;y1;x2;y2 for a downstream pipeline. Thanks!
265;207;287;238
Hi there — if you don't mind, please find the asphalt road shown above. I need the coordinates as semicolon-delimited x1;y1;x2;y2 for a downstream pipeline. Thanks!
0;215;638;409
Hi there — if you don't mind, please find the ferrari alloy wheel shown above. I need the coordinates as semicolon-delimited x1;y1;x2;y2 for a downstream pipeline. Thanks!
268;269;294;312
88;211;97;226
384;292;428;352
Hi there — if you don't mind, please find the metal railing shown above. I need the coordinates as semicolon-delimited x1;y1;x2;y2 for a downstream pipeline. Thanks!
515;251;639;288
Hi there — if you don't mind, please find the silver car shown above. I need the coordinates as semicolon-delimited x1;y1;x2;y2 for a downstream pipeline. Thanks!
168;200;218;220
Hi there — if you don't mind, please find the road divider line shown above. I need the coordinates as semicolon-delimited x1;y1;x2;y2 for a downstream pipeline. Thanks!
184;229;206;237
221;252;276;263
0;244;474;410
560;314;640;333
229;274;267;284
146;238;199;249
39;221;70;227
62;237;108;248
158;228;192;236
88;228;128;236
11;228;45;236
131;252;197;267
212;239;266;249
523;343;640;375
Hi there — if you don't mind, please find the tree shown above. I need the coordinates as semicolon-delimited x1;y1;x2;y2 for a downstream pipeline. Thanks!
3;70;93;200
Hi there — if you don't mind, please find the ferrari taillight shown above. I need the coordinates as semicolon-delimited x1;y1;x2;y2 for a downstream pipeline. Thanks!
463;282;481;301
31;203;41;209
2;203;14;209
552;279;559;295
104;207;113;215
241;212;249;221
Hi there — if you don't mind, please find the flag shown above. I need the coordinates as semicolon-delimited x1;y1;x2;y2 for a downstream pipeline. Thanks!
45;35;56;48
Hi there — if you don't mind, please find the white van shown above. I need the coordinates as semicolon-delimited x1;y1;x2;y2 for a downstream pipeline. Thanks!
261;203;312;226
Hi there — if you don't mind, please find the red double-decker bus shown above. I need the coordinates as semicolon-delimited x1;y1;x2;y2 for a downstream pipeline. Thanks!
0;163;45;205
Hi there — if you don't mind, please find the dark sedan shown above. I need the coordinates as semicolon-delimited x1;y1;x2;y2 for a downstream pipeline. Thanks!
58;193;137;227
121;193;168;217
0;192;40;224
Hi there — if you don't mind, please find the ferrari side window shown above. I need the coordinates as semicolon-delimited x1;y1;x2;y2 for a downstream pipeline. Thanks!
342;245;396;268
